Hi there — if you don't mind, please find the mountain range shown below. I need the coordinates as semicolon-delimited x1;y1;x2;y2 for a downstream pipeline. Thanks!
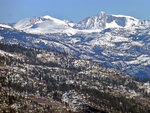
0;11;150;78
12;12;150;34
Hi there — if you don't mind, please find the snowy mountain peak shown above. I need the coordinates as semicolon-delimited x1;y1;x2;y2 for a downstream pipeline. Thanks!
73;12;107;30
13;15;77;34
97;11;106;16
74;12;150;30
42;15;53;19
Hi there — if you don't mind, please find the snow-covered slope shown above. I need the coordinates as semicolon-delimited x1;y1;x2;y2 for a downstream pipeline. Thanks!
13;17;41;30
14;15;77;35
74;12;107;30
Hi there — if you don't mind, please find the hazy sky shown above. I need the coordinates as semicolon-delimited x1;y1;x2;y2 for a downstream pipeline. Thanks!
0;0;150;23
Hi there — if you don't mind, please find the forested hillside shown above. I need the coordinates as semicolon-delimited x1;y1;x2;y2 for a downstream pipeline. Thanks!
0;42;150;113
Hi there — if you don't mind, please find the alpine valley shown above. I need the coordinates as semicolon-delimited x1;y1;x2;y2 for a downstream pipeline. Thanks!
0;12;150;113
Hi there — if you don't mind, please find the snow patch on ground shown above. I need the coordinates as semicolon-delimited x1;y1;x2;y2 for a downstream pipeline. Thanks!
0;36;4;40
0;49;23;59
143;82;150;93
0;24;12;29
131;41;144;46
126;54;150;65
0;50;14;57
70;38;80;44
112;36;129;43
106;21;121;28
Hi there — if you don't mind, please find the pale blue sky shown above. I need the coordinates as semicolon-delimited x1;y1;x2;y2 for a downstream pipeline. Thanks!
0;0;150;23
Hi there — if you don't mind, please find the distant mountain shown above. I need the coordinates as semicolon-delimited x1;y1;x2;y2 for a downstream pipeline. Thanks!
74;11;150;30
13;15;77;34
0;12;150;78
